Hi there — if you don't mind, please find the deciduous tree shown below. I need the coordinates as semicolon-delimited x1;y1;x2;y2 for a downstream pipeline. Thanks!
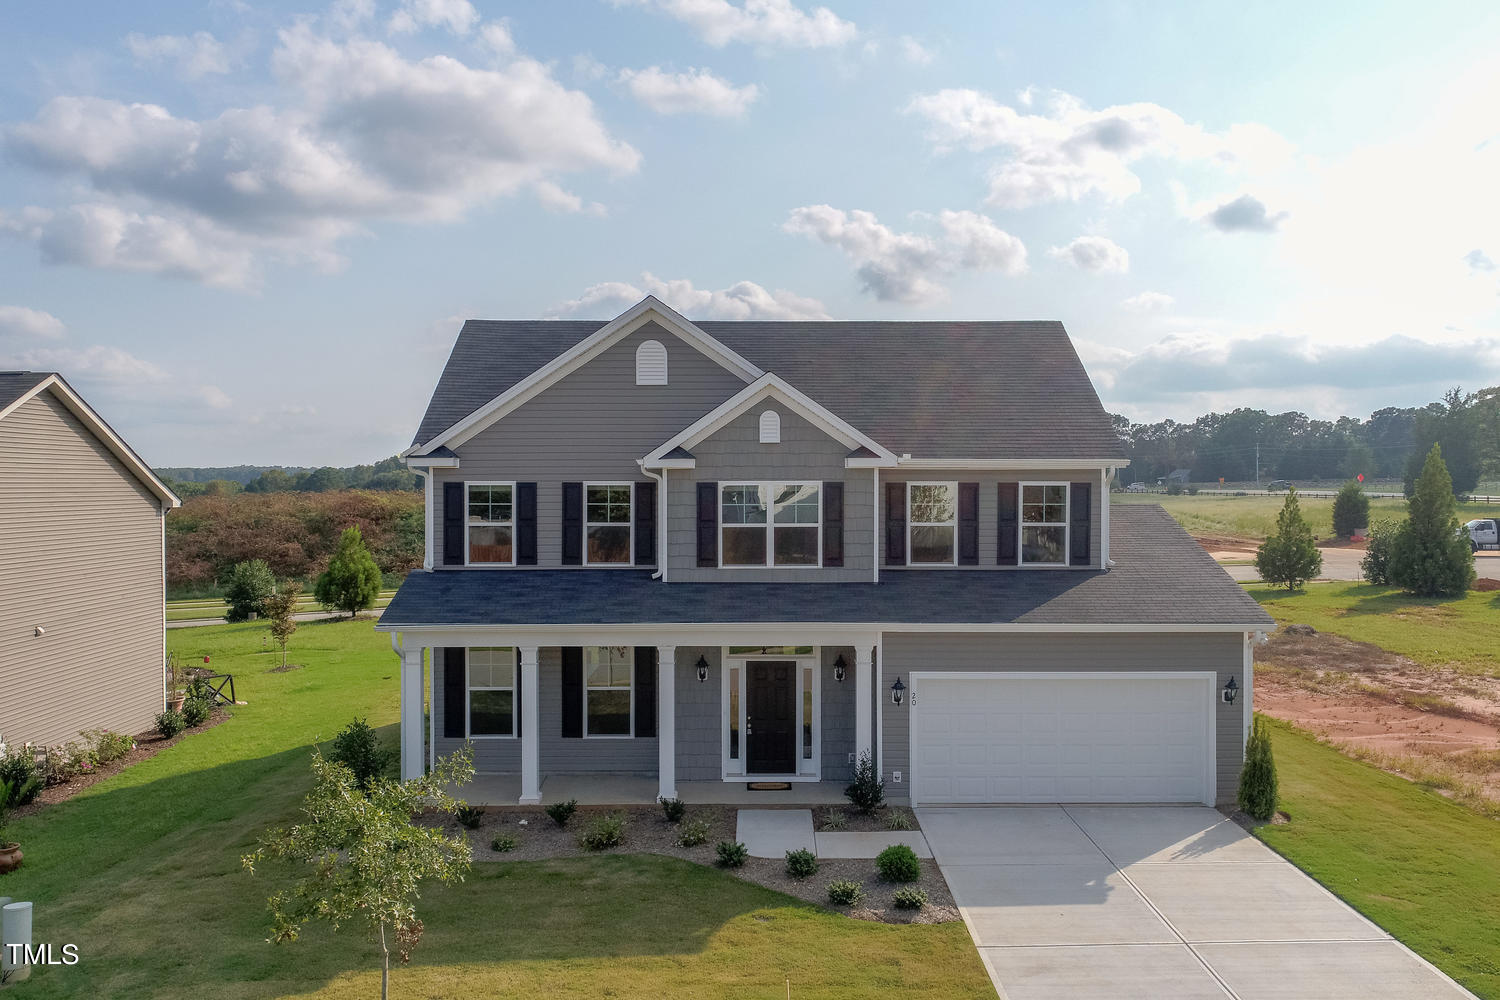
223;559;275;622
263;582;300;669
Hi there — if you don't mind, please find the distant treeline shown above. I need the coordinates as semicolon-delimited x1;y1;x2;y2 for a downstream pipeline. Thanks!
1114;386;1500;493
157;455;420;497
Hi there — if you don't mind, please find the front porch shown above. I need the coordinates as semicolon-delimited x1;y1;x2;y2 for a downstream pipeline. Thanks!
452;773;880;807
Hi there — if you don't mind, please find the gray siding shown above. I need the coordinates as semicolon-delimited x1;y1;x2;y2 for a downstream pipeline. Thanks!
667;407;874;581
434;321;745;568
0;390;165;747
820;646;856;782
675;646;721;780
880;632;1244;806
879;468;1103;570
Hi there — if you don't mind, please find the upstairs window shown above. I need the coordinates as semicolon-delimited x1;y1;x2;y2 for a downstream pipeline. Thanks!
585;484;632;564
467;483;514;564
584;646;633;737
1021;483;1068;564
908;482;957;565
635;339;668;385
721;483;821;567
758;409;781;443
468;647;515;737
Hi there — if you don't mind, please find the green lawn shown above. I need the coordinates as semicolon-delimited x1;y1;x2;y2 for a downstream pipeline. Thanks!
1259;719;1500;998
3;619;989;1000
1115;490;1500;541
1247;580;1500;675
164;591;396;622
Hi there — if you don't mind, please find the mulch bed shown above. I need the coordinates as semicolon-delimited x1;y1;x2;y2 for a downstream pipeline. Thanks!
430;803;959;924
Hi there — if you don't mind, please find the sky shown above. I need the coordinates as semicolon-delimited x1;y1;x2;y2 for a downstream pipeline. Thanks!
1;0;1499;467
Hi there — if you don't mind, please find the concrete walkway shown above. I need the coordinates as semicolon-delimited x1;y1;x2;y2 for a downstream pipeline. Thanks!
919;805;1476;1000
735;809;933;859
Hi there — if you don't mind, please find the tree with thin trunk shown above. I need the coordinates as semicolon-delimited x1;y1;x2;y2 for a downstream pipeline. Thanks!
262;582;301;669
1254;487;1322;590
315;525;383;619
243;747;475;1000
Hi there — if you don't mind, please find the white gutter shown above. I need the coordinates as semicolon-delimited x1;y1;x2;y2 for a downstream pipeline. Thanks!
637;459;666;580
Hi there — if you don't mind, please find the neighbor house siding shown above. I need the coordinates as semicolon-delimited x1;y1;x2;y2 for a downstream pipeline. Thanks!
880;632;1244;805
0;390;166;747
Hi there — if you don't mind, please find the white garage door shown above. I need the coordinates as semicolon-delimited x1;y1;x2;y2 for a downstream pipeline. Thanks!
910;672;1215;806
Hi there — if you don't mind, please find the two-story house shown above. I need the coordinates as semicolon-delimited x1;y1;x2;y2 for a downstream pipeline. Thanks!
378;296;1272;808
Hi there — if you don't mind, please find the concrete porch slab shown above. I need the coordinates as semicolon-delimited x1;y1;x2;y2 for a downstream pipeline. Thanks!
814;830;932;859
979;943;1229;1000
947;862;1178;946
737;809;815;858
1196;940;1475;1000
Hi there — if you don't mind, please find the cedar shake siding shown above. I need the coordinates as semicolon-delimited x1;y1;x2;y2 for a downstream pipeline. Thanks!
0;390;166;747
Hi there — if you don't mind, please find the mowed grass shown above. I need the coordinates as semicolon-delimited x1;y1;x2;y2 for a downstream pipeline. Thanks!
4;619;989;1000
1247;581;1500;675
1115;490;1500;541
164;591;397;622
1258;720;1500;998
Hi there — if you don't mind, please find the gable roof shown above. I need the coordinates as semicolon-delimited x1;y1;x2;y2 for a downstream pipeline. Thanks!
411;305;1125;462
0;372;181;508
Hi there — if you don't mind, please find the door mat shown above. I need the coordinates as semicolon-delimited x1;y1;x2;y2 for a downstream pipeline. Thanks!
746;782;793;791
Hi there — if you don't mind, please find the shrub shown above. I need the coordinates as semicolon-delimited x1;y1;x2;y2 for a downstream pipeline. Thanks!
1361;521;1399;585
327;717;396;789
81;730;134;765
490;833;518;852
578;813;626;851
1254;488;1322;590
884;809;914;831
545;799;578;828
876;844;921;883
186;675;217;701
844;750;884;814
785;848;818;879
223;559;275;622
660;797;686;823
1238;714;1279;822
826;879;864;906
1331;481;1370;539
677;818;711;847
182;696;213;728
1388;444;1476;596
155;710;187;739
891;887;929;910
820;809;847;831
715;840;749;868
0;750;42;806
455;805;484;829
314;525;383;618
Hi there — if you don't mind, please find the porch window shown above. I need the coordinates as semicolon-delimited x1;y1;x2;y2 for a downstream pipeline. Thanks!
1021;483;1069;565
908;482;957;564
721;483;821;567
467;483;514;564
584;484;632;564
468;647;515;737
584;646;633;737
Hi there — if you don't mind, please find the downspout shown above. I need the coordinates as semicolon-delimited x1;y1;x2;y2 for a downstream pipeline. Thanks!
637;460;666;580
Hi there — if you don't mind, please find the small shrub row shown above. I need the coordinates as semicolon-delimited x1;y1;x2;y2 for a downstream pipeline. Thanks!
578;813;626;851
876;844;921;883
820;808;847;831
715;840;749;868
546;799;578;828
490;833;518;853
785;848;818;879
891;887;928;910
660;797;686;823
455;805;484;829
155;711;187;739
676;817;711;847
826;879;863;906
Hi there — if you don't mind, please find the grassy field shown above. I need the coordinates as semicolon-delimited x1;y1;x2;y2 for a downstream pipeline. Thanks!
2;619;989;1000
1247;581;1500;675
1116;490;1500;541
164;590;397;622
1259;719;1500;998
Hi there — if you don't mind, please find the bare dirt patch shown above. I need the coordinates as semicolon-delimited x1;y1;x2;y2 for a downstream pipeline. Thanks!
1475;578;1500;592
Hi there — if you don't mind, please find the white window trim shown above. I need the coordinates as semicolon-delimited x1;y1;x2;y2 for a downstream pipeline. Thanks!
583;647;635;739
466;646;517;740
718;482;823;569
907;481;958;567
465;481;517;567
582;481;634;567
1019;480;1071;567
720;647;822;780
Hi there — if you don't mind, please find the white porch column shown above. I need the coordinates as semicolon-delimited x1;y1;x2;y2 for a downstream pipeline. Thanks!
399;644;425;780
657;645;677;801
519;645;541;804
855;644;874;766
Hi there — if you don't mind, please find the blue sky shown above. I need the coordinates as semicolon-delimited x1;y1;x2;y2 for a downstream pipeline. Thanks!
2;0;1498;466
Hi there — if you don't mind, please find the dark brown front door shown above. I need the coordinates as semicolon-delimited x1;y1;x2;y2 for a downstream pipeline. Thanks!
746;661;797;774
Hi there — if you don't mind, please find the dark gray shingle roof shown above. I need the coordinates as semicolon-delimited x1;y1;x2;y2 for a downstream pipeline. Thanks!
412;319;1124;461
379;505;1271;629
0;371;52;413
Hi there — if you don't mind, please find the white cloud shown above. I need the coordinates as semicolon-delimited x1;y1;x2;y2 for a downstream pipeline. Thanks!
615;0;856;49
124;31;231;79
1205;193;1287;232
2;344;167;383
1464;249;1495;273
478;20;514;56
1048;235;1129;273
783;205;1026;303
549;272;831;320
617;66;761;116
898;36;933;65
0;306;66;340
906;87;1289;208
1121;291;1174;312
532;179;605;216
388;0;478;35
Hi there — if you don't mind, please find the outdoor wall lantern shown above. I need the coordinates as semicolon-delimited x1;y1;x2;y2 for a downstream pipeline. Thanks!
696;655;709;683
890;676;906;706
1222;676;1239;705
833;654;847;683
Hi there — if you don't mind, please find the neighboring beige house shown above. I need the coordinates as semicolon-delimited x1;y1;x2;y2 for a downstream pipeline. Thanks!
0;372;180;748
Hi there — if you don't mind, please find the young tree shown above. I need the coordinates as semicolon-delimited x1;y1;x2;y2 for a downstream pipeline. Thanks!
316;526;383;619
223;559;276;622
1254;487;1323;590
243;747;475;1000
1238;714;1279;822
1388;444;1475;596
262;582;301;668
1330;480;1370;539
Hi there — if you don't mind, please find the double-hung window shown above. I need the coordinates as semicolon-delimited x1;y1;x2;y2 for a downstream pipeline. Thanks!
584;646;633;737
467;484;514;564
721;483;821;567
468;647;515;737
585;484;632;564
908;482;957;565
1021;483;1069;565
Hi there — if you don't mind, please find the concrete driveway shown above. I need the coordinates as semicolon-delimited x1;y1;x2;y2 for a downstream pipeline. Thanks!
918;805;1475;1000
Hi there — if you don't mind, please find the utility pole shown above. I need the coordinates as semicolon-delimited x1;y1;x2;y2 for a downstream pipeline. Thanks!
1255;441;1260;487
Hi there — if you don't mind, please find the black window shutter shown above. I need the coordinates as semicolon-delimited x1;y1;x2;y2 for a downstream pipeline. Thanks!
884;482;906;565
516;482;537;565
442;482;464;565
513;648;523;738
634;647;657;738
634;481;656;566
1070;482;1092;566
958;482;979;565
822;481;844;567
561;482;583;565
696;481;718;567
561;647;583;738
442;647;466;738
997;482;1019;565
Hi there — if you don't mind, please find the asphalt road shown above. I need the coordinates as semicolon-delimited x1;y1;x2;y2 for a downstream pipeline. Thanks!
1222;548;1499;582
